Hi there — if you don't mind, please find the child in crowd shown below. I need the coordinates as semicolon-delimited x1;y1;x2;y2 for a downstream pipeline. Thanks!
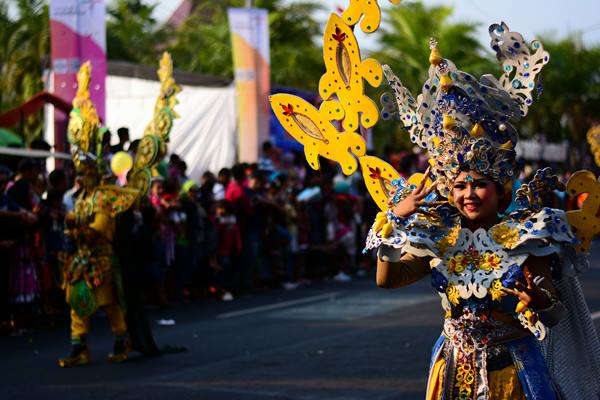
214;200;241;301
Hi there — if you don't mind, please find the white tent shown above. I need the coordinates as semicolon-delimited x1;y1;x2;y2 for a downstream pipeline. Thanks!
105;61;238;181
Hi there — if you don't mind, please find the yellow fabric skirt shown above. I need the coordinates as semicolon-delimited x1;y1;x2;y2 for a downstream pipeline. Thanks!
426;357;525;400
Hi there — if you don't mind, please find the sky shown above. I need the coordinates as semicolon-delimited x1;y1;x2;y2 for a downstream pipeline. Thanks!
149;0;599;49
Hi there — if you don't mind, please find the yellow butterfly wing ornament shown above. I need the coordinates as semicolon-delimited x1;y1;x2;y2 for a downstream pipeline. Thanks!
359;156;401;211
341;0;402;33
319;13;382;133
269;94;366;175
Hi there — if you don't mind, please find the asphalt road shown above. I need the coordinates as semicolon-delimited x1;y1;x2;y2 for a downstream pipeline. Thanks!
1;250;599;400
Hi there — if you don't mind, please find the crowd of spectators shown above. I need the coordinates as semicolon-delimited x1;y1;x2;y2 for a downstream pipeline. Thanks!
0;129;582;335
0;135;388;334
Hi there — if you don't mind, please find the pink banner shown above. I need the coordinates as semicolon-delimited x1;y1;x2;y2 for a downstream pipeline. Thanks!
50;0;106;152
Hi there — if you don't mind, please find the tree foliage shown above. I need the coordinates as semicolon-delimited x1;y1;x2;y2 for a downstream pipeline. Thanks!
166;0;323;90
106;0;167;64
0;0;49;144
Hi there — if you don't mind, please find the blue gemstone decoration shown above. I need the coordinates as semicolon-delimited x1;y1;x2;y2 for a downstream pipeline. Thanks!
524;72;530;78
465;175;474;182
514;42;521;49
512;80;522;89
524;62;529;69
505;65;512;71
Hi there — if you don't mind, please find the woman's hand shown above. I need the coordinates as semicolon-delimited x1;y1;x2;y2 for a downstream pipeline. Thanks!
392;167;440;218
502;268;552;311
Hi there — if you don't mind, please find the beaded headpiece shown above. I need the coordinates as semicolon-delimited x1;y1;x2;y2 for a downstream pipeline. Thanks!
380;22;549;196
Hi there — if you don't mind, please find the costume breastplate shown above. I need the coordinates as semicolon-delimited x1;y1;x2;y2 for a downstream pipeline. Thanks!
433;228;527;306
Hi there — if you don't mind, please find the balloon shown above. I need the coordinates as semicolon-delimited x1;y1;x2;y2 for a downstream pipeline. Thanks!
111;151;133;176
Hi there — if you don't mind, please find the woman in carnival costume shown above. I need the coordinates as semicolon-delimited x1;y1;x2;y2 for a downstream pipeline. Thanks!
269;2;600;397
365;25;600;400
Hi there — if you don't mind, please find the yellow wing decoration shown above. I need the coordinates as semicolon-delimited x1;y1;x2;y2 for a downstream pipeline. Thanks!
359;156;400;211
586;126;600;167
320;13;382;132
270;94;366;175
92;186;139;218
341;0;402;33
270;0;409;207
129;52;181;196
566;170;600;253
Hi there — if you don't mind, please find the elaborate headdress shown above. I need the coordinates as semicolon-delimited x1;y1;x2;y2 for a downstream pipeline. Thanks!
380;22;549;196
67;53;180;222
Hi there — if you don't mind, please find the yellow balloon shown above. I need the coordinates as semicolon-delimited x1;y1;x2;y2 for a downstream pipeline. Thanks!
111;151;133;176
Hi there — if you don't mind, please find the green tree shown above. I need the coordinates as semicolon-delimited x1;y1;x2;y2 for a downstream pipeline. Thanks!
106;0;167;64
0;0;50;144
521;36;600;167
167;0;324;90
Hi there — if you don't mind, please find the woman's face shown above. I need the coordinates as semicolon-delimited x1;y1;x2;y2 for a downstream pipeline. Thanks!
452;170;500;225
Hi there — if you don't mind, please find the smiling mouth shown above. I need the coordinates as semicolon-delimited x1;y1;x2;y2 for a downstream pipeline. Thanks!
464;203;480;212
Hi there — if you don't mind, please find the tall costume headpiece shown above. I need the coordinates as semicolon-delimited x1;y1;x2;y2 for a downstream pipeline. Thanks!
128;52;181;196
380;23;549;196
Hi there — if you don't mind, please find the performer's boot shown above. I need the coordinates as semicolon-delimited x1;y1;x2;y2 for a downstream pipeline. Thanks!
107;336;131;363
58;337;91;368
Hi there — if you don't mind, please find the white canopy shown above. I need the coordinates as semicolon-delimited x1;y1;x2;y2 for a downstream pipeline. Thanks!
105;75;238;181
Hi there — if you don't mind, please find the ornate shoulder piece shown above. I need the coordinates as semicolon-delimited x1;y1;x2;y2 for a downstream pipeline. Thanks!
514;167;565;211
92;186;139;218
489;22;549;117
129;52;181;196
